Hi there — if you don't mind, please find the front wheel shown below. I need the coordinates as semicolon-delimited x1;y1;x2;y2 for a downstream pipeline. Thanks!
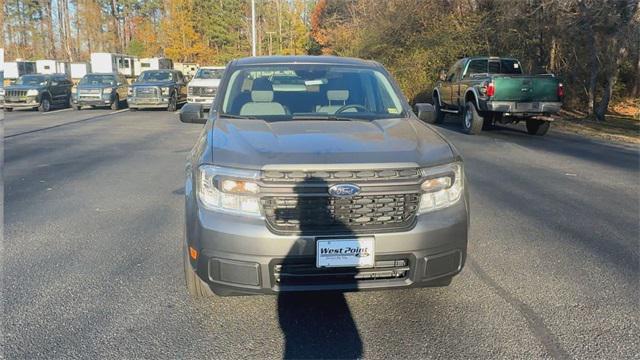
526;119;550;136
38;97;51;112
183;244;215;298
462;101;484;135
4;107;13;112
167;93;177;112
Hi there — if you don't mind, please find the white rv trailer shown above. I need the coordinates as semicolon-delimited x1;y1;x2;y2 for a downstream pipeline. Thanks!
70;62;91;79
36;60;71;75
174;62;199;78
90;53;136;77
4;61;37;79
134;57;173;76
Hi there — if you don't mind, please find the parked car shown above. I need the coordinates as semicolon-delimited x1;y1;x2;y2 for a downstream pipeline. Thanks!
186;66;225;109
179;56;469;298
3;73;72;112
73;73;129;110
432;56;564;135
128;69;187;111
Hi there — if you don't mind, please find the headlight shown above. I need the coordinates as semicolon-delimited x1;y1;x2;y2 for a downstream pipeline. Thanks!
204;87;216;95
197;165;261;217
160;87;170;95
128;88;133;96
418;162;463;214
26;89;39;96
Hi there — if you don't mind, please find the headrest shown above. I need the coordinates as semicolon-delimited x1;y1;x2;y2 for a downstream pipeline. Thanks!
327;90;349;101
251;90;274;102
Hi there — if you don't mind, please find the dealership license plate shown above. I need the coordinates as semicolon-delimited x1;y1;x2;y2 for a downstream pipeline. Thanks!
316;238;375;268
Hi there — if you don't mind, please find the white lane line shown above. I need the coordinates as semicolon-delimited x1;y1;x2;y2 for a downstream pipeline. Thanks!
41;108;73;115
109;109;130;115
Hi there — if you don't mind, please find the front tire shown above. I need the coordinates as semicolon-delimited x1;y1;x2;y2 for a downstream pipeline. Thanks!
111;94;120;110
183;244;214;298
38;97;51;112
73;105;82;111
433;95;445;124
462;101;484;135
526;119;550;136
4;107;13;112
167;93;177;112
129;107;137;112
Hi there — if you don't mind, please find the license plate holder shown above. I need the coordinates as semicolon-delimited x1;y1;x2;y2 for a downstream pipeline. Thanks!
316;238;375;268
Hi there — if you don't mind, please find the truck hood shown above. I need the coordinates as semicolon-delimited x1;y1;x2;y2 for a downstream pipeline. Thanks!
188;78;220;88
210;117;455;169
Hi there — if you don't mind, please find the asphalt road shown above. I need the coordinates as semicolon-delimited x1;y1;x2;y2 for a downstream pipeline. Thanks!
3;108;639;359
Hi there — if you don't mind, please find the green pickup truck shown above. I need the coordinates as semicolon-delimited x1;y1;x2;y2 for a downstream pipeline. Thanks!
430;57;564;135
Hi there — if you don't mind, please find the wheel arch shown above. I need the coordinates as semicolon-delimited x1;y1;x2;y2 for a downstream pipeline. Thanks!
433;88;442;106
464;88;480;109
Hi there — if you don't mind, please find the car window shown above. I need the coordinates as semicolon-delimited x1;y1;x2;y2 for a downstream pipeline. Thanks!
488;59;523;74
465;59;488;78
195;68;224;79
220;64;406;120
80;74;116;86
15;75;48;86
138;71;172;82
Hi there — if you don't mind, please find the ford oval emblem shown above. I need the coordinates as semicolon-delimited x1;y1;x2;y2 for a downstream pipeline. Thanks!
328;184;361;197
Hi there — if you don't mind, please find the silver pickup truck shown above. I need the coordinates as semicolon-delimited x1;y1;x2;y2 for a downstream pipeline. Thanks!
179;56;469;298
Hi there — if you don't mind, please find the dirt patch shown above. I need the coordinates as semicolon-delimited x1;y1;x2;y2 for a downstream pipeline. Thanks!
554;111;640;145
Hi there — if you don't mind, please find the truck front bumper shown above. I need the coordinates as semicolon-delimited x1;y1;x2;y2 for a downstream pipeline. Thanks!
127;97;170;109
483;101;562;114
73;97;114;107
187;199;469;296
3;97;39;109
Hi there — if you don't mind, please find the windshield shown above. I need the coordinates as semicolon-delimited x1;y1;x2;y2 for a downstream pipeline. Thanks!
137;71;172;82
79;74;116;86
195;68;224;79
220;64;406;120
16;75;47;86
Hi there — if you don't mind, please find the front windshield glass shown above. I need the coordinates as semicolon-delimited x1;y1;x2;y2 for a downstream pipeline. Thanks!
79;74;116;86
137;71;172;82
16;75;47;86
220;64;406;120
195;68;224;79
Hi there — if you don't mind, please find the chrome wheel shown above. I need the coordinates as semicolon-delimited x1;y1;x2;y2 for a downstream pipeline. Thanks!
464;105;472;129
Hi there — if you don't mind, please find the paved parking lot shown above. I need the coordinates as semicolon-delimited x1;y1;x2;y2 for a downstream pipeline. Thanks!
3;108;639;359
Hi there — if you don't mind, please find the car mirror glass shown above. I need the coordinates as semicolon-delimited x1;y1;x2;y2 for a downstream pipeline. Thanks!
179;103;206;124
415;103;437;123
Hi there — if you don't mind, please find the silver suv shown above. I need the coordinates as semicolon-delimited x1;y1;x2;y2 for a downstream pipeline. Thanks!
180;56;469;297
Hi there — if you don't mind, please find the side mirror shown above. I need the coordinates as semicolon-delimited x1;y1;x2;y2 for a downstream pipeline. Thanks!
439;69;447;81
415;103;437;124
180;103;206;124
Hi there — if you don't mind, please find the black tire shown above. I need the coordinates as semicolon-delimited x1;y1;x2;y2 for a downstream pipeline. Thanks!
111;94;120;110
129;107;137;112
73;104;82;111
38;96;51;112
462;101;484;135
64;94;71;108
183;244;214;298
433;95;445;124
4;107;13;112
526;119;550;136
167;93;177;112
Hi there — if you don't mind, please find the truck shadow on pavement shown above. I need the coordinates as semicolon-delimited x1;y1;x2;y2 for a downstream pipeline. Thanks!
277;178;363;359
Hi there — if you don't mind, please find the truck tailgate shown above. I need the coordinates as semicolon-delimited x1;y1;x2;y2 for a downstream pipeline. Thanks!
492;76;560;102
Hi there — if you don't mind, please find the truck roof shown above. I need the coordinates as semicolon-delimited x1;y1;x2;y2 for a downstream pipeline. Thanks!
463;56;519;62
232;55;379;68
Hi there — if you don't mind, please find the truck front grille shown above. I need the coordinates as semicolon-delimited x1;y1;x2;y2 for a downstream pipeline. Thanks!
135;87;158;98
262;168;421;183
6;90;27;97
188;86;216;96
262;193;420;233
272;258;410;286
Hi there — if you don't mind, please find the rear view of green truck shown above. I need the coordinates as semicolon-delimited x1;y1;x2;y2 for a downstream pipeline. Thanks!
432;57;564;135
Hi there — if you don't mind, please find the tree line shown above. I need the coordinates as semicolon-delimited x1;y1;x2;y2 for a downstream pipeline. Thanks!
2;0;638;120
2;0;311;64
